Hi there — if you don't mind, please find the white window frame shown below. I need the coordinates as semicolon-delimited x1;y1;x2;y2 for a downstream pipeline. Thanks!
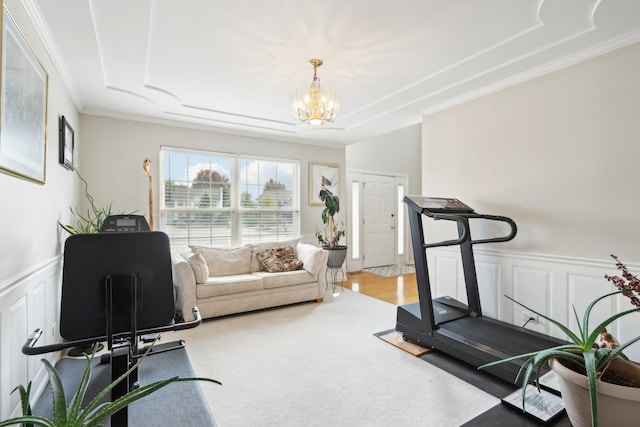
159;146;300;253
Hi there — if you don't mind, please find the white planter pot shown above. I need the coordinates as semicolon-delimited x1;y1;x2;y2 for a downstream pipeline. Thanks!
550;357;640;427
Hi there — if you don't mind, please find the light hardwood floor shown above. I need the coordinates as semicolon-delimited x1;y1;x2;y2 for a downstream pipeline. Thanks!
339;270;419;306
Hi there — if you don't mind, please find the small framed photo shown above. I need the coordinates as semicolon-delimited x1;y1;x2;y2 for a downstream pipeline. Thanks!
537;370;562;395
309;162;339;206
502;385;565;424
59;115;74;170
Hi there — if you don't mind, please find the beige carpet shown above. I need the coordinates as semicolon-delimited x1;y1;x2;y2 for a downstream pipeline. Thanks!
172;289;497;427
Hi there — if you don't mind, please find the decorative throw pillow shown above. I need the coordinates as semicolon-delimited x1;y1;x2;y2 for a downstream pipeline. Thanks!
182;252;209;284
190;244;252;277
256;246;304;273
249;238;301;272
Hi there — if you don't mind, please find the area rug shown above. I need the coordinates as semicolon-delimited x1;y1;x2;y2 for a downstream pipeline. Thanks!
173;289;498;427
363;264;416;277
375;328;572;426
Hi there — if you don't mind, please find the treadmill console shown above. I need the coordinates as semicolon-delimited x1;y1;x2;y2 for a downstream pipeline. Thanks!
99;215;151;232
404;196;474;214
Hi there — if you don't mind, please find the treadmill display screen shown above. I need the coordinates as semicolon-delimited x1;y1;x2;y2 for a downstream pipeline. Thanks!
405;196;474;213
116;218;137;227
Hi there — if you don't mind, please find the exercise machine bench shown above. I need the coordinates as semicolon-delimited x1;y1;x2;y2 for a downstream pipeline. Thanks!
22;224;216;426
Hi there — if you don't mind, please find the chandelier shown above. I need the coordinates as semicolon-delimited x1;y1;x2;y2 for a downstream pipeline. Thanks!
291;59;340;125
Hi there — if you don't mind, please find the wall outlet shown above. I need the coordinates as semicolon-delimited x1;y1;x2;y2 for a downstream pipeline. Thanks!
522;312;538;323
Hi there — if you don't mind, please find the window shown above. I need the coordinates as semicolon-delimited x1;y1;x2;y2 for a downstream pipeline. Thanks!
160;147;299;253
351;180;360;259
397;183;405;255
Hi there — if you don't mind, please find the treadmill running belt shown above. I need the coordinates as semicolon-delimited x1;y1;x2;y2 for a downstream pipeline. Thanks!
440;317;560;356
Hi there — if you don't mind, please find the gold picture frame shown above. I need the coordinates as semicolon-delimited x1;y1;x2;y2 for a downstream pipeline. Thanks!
0;5;49;184
309;162;339;206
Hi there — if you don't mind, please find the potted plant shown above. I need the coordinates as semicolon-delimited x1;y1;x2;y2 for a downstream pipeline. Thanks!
0;344;220;427
59;168;121;235
479;255;640;427
315;183;346;268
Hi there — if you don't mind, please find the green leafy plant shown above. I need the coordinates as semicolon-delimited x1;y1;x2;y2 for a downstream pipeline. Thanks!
479;255;640;427
59;168;125;235
315;186;345;248
0;344;220;427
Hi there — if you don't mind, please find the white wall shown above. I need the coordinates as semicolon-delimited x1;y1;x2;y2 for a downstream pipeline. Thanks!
422;41;640;262
0;0;80;419
420;42;640;360
346;123;422;196
78;115;345;242
0;2;80;284
346;124;422;267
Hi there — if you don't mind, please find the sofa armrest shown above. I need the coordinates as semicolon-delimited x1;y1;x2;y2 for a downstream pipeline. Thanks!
296;242;323;276
316;249;329;293
172;256;198;322
296;242;329;295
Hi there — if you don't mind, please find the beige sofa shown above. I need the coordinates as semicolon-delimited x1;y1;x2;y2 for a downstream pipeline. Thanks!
172;238;328;321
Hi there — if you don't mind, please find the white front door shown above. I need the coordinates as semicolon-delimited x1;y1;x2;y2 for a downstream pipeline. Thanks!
363;174;395;268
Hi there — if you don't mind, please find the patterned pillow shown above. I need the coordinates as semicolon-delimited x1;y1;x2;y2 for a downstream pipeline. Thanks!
256;246;304;273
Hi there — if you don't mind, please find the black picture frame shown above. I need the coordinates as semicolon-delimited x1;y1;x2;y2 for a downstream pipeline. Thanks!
501;385;565;424
59;115;74;170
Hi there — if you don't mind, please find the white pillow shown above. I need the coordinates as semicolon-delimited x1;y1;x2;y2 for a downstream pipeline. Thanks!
182;252;209;284
296;242;324;276
190;244;252;277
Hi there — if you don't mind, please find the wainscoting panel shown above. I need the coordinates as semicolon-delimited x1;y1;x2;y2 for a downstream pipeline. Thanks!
434;255;461;301
0;257;62;419
512;266;551;335
425;248;640;361
8;295;28;413
476;261;500;319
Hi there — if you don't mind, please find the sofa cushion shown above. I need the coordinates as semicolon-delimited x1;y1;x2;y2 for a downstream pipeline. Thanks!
250;238;300;272
182;252;209;284
196;274;264;298
256;246;303;273
190;244;252;277
253;270;316;289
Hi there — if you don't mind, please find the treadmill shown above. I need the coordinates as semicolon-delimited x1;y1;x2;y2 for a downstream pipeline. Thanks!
396;196;565;384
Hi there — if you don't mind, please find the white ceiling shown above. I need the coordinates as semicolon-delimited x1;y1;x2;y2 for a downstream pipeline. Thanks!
30;0;640;146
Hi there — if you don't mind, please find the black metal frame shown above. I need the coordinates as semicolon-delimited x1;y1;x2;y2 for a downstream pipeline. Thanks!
396;196;565;384
21;229;203;426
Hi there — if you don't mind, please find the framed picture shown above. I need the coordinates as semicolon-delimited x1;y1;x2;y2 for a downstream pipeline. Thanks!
501;385;565;424
0;6;48;184
309;162;339;206
59;116;74;170
537;370;562;395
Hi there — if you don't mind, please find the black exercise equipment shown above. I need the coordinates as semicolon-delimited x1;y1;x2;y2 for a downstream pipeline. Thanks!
396;196;565;384
22;218;208;426
99;214;151;232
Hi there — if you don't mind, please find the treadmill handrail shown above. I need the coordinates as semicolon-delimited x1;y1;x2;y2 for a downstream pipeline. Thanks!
421;213;470;249
464;213;517;245
22;307;203;356
419;211;516;248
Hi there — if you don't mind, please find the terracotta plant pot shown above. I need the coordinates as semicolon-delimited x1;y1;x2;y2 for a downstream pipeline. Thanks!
550;357;640;427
